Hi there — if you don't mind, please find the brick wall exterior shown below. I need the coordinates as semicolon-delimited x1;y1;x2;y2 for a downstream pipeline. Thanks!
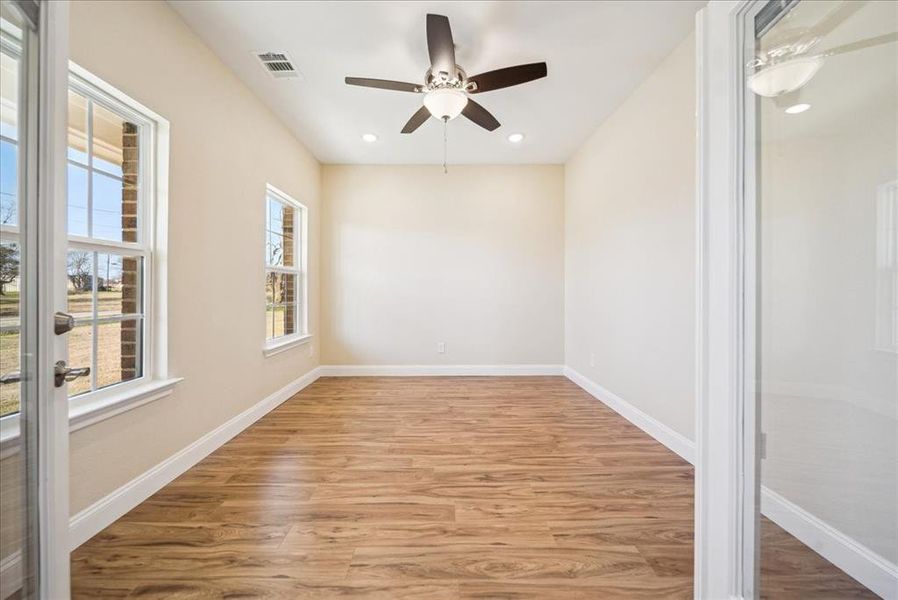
120;122;139;381
282;205;296;335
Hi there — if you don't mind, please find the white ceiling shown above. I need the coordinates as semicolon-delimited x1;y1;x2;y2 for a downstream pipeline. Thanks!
168;1;705;164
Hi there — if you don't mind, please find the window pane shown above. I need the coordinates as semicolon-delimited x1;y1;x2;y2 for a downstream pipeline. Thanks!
0;49;19;142
0;326;19;417
67;90;88;165
92;171;124;242
97;253;142;317
96;319;142;390
67;163;88;237
0;139;17;227
0;240;19;416
66;250;94;319
91;103;125;177
267;231;284;266
67;324;93;397
0;241;20;328
266;271;298;340
266;197;295;267
269;271;296;305
271;304;297;339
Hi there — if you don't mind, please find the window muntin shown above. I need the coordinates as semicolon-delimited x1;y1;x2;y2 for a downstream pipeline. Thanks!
265;188;305;344
65;82;150;399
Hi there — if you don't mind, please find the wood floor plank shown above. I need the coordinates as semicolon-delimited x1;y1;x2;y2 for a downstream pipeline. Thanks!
70;376;876;598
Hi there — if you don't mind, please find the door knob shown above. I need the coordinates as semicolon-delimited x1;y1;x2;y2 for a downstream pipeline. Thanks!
54;360;90;388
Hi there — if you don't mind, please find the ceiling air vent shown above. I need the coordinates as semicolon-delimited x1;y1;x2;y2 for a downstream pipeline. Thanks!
255;52;299;79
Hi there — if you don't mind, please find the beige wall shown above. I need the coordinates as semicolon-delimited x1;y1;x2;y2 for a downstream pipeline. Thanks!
321;165;564;366
68;1;320;514
564;33;696;440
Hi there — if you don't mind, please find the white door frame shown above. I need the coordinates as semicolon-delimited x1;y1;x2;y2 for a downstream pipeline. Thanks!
37;0;70;597
694;1;764;598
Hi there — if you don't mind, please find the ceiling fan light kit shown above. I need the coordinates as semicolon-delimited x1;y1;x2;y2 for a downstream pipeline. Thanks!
423;88;468;121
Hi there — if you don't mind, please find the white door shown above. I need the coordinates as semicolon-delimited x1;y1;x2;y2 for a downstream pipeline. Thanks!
0;1;70;598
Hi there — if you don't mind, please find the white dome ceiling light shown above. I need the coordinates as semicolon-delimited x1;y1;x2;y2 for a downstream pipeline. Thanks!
747;57;823;98
423;88;468;121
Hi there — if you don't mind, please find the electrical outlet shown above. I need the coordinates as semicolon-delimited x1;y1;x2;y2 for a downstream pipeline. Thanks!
307;344;314;358
589;353;596;368
437;342;446;354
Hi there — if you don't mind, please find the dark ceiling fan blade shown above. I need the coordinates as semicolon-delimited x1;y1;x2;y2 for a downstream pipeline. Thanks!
462;98;500;131
401;105;431;134
345;77;422;93
426;14;457;78
467;62;547;93
821;32;898;57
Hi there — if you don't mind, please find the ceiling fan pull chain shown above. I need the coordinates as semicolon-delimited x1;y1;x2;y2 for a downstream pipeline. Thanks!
443;117;448;174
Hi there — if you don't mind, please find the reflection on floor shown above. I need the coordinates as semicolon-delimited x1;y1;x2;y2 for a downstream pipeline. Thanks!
69;377;874;598
761;518;877;599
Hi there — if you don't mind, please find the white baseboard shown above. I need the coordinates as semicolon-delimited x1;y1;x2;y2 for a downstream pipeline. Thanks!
68;367;322;550
563;366;695;464
319;364;564;377
761;487;898;599
0;550;21;600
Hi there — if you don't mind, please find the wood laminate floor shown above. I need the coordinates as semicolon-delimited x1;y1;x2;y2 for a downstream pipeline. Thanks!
70;376;875;599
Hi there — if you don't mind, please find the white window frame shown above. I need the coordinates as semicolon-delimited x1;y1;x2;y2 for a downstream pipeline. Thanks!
0;62;179;452
65;64;180;429
263;183;310;357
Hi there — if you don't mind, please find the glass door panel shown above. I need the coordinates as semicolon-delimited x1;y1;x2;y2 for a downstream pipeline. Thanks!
0;1;38;597
752;1;897;597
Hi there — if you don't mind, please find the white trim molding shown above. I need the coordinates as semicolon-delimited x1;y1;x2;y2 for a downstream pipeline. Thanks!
263;333;313;358
69;367;321;550
762;487;898;599
318;364;564;377
564;367;695;464
695;1;760;598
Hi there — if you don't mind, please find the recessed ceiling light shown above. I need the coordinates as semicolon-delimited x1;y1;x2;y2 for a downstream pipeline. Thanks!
362;133;378;143
507;133;525;143
784;103;811;114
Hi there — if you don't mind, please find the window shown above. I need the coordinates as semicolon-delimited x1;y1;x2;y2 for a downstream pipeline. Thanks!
63;67;176;427
264;185;308;354
66;85;148;398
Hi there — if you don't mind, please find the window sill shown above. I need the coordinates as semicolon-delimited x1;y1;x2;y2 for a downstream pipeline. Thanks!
263;334;313;358
0;377;182;457
69;377;183;432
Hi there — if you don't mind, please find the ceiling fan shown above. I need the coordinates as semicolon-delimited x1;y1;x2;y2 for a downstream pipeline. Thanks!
748;1;897;98
345;14;547;133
